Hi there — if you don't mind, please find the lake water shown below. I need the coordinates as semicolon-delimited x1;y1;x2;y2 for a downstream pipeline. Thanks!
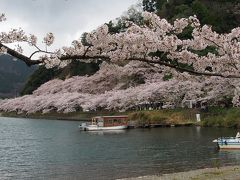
0;117;240;180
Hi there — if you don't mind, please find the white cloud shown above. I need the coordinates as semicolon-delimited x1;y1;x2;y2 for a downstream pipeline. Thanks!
0;0;138;56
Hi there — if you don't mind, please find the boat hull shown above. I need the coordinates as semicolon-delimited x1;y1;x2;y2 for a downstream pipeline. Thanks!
79;124;128;131
213;138;240;149
218;145;240;150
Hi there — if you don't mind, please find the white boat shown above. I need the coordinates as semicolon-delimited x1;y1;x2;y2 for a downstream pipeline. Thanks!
213;132;240;149
79;115;128;131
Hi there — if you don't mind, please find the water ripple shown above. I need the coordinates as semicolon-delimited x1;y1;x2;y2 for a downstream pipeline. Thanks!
0;117;239;179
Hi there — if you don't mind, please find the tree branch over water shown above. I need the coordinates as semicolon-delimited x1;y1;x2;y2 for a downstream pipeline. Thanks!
0;12;239;78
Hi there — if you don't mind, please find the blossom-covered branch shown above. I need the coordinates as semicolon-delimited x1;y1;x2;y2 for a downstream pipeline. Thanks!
0;12;239;77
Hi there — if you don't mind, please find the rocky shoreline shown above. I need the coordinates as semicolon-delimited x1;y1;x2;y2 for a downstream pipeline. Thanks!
122;166;240;180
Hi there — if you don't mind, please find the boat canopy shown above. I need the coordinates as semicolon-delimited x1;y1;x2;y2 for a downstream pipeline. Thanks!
92;115;128;127
236;132;240;138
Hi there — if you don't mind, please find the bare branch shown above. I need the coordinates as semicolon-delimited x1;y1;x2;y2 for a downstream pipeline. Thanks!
129;57;240;78
0;43;42;66
29;49;55;59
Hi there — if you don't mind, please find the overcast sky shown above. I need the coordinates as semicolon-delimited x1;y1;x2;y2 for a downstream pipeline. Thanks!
0;0;138;56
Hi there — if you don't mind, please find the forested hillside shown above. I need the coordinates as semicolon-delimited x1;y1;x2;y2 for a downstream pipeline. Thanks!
21;61;99;95
143;0;240;33
0;55;35;98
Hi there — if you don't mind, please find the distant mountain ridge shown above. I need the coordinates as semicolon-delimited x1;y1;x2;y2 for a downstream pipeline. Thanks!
0;55;36;98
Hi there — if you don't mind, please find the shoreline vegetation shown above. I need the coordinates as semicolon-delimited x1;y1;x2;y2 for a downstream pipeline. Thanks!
122;165;240;180
1;107;240;128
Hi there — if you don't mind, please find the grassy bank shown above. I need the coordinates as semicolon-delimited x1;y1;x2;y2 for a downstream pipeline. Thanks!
200;107;240;128
128;107;240;128
0;108;199;124
0;111;126;121
128;108;198;127
1;107;240;128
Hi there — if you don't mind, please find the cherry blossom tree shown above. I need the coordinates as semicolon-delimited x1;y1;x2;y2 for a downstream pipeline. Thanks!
0;12;239;78
0;62;237;114
0;11;240;113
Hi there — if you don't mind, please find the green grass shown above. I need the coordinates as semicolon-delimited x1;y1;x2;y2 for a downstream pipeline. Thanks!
2;107;240;128
0;110;127;121
201;107;240;128
128;108;198;125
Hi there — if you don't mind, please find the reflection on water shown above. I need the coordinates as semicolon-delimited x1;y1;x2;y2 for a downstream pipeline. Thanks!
85;129;127;135
218;150;240;162
0;117;239;180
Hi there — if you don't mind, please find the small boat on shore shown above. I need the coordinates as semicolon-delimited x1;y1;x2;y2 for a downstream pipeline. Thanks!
79;115;128;131
213;132;240;149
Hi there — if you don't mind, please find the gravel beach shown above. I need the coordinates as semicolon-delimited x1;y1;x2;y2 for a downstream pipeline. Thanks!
121;166;240;180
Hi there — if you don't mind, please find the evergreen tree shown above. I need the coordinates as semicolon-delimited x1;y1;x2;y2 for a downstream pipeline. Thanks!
142;0;156;12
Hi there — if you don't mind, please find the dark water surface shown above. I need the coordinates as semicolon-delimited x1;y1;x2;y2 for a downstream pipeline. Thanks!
0;117;239;180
